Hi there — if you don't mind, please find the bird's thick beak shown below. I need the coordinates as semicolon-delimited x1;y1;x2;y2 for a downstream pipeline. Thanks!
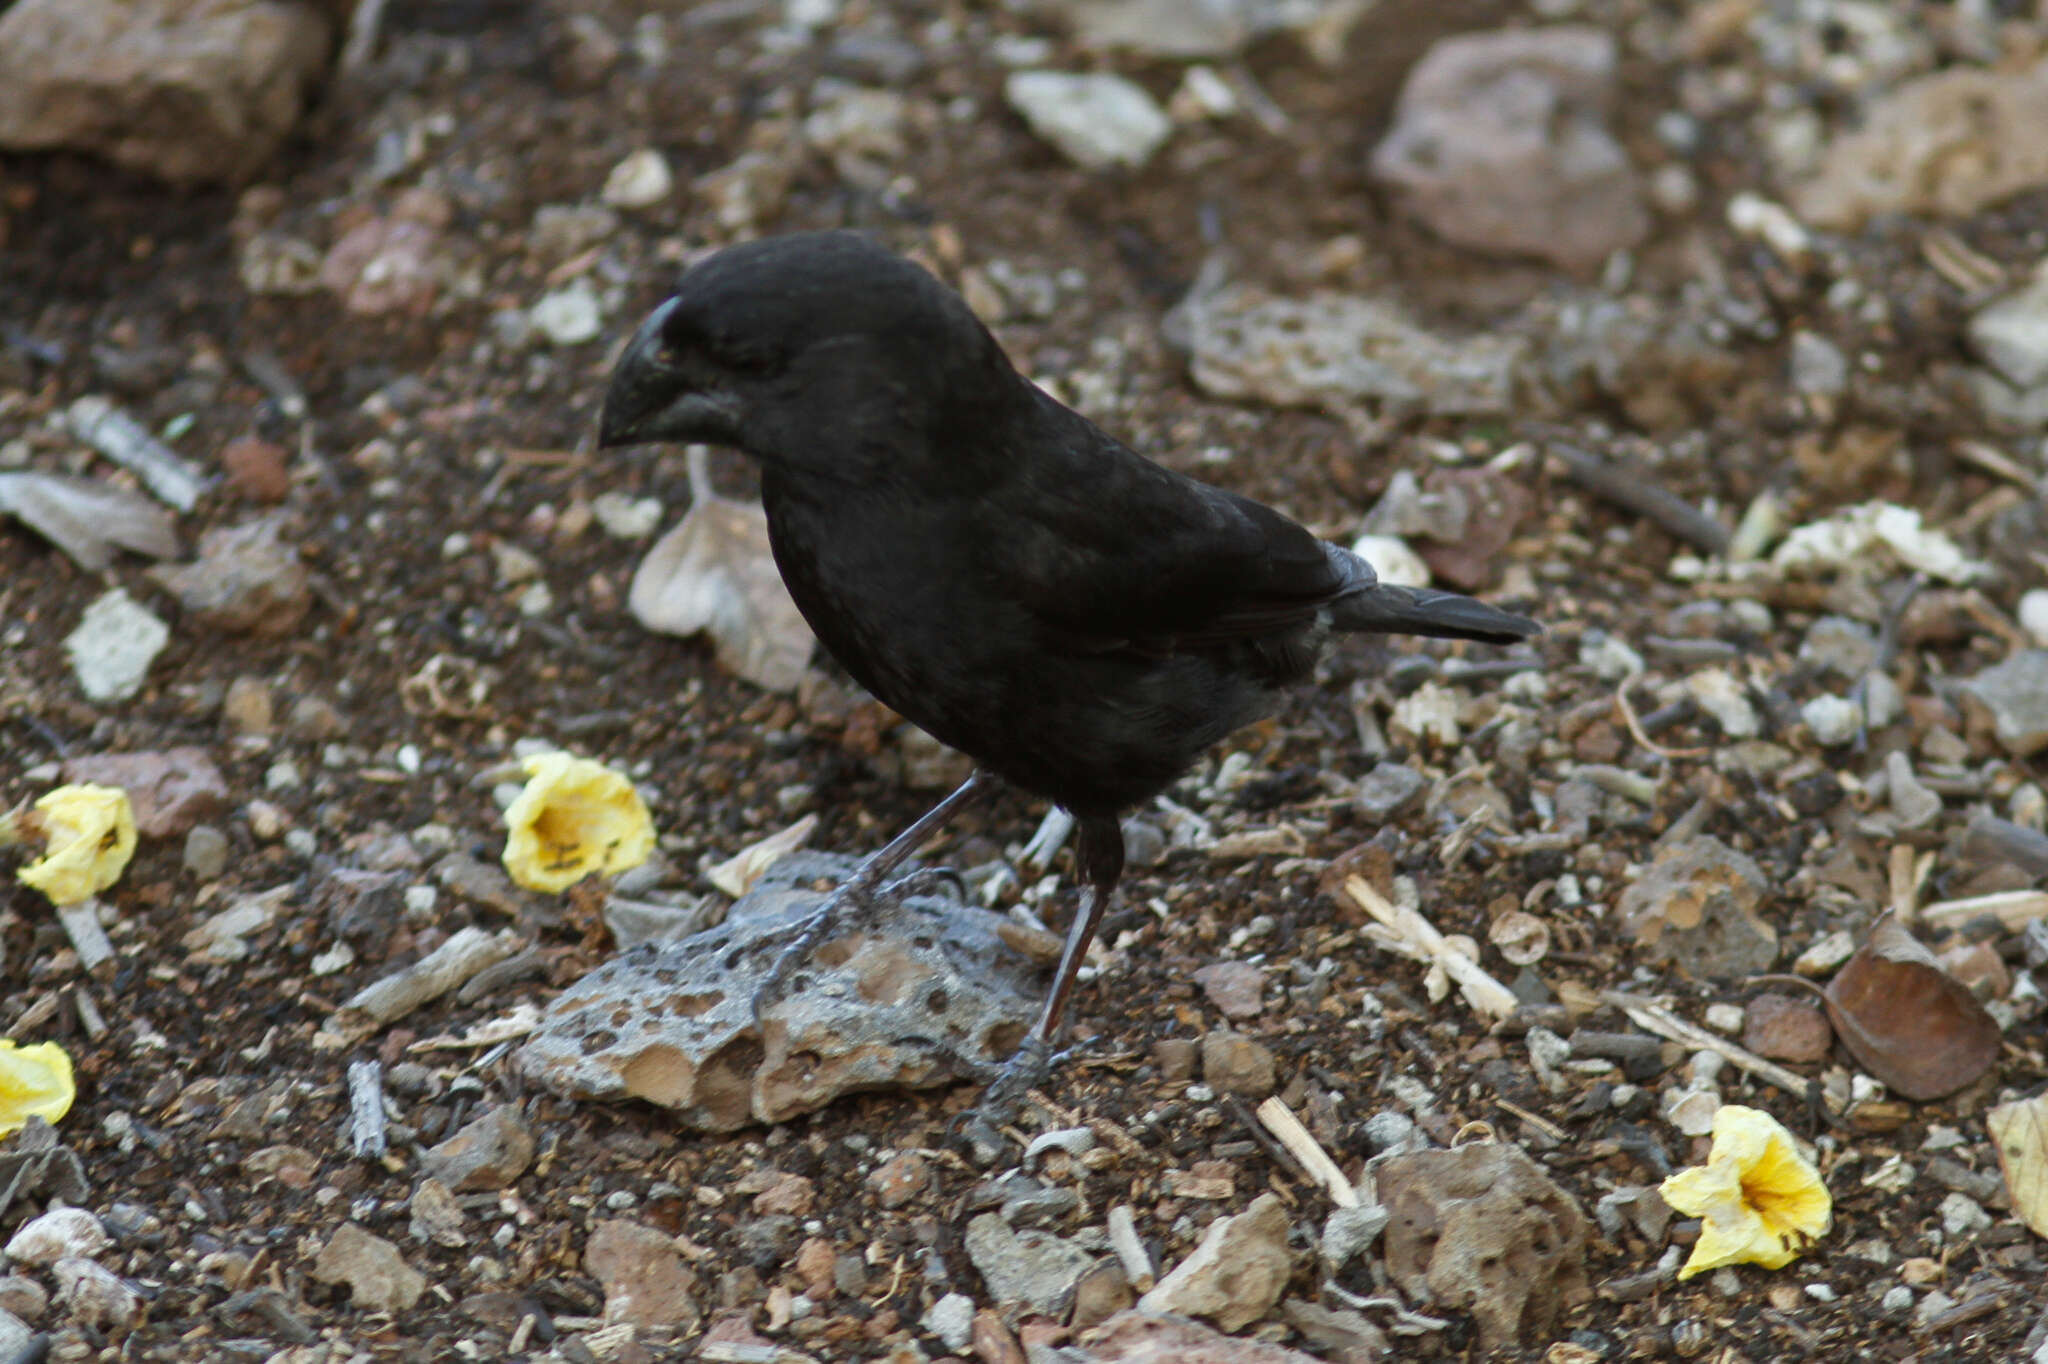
597;299;743;449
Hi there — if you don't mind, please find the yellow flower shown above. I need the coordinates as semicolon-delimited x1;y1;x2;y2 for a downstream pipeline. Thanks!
1660;1104;1831;1279
0;1040;75;1137
14;784;137;907
502;753;655;893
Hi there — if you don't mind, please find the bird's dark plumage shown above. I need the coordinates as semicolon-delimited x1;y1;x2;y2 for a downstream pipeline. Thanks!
599;231;1538;1129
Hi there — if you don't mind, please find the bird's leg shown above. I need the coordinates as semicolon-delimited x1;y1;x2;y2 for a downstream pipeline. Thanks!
963;814;1125;1135
752;770;988;1020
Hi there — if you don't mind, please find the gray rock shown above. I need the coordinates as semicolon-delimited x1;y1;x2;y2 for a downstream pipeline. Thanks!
309;1223;425;1315
1355;761;1426;821
1379;1142;1590;1351
516;852;1044;1130
921;1291;975;1351
1370;26;1646;271
584;1219;701;1333
53;1258;138;1334
1969;271;2048;390
1938;1191;1991;1238
1886;751;1944;829
419;1105;535;1192
1802;694;1862;748
1319;1203;1389;1273
1789;330;1849;397
1965;650;2048;757
1619;836;1778;979
149;515;312;636
1137;1192;1292;1331
0;1275;46;1325
1799;615;1877;677
1199;1029;1277;1098
964;1212;1094;1318
65;587;169;703
0;0;330;183
1005;70;1171;170
183;825;230;880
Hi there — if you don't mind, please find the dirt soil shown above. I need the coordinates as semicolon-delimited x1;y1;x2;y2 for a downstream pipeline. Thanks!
1;0;2045;1361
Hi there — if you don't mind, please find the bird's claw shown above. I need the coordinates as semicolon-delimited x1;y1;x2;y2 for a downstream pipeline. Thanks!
948;1035;1066;1164
748;881;877;1022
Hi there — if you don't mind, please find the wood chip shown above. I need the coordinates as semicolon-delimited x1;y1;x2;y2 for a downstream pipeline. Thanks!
347;1059;388;1159
1255;1096;1359;1208
320;927;523;1045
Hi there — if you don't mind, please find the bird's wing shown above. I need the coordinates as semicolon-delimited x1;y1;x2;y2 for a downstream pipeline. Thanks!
989;426;1351;656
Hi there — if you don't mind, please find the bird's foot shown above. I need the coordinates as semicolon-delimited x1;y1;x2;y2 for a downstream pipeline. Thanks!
749;865;963;1021
948;1035;1073;1165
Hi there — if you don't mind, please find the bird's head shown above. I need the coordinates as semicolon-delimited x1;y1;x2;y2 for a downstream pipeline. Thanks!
598;232;1018;483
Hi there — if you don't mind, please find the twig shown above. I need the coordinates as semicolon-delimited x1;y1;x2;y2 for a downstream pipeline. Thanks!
1105;1205;1155;1292
346;1059;388;1159
56;900;115;974
1615;674;1708;761
1604;991;1843;1115
1921;891;2048;931
1547;442;1729;555
66;396;206;512
340;0;391;72
1255;1097;1359;1208
320;927;522;1045
1343;876;1518;1020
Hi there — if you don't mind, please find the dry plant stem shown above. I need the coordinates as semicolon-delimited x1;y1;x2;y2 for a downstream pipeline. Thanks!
1604;990;1845;1115
1547;441;1731;555
348;1060;388;1159
337;927;522;1028
66;396;205;511
1921;890;2048;931
56;900;115;974
1256;1096;1361;1207
1106;1205;1155;1291
1343;875;1518;1019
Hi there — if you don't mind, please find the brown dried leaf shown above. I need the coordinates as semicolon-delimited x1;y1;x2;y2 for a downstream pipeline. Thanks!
1821;910;2000;1101
1987;1091;2048;1240
628;448;814;693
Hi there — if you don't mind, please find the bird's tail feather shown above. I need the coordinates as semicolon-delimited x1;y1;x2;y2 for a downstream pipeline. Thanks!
1331;583;1539;645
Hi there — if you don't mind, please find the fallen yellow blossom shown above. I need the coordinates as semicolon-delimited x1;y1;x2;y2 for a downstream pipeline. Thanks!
13;784;136;906
0;1040;76;1137
502;753;655;893
1660;1104;1831;1279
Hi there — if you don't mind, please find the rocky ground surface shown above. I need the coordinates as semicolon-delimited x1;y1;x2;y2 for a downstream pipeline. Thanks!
4;0;2048;1360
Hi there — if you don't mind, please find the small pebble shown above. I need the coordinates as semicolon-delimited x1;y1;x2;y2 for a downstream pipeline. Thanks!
183;825;230;880
1801;694;1861;747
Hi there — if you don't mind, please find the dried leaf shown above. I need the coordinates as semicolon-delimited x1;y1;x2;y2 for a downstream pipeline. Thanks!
0;472;179;570
1489;909;1550;965
707;813;819;898
629;447;814;693
1987;1091;2048;1240
1821;910;2000;1101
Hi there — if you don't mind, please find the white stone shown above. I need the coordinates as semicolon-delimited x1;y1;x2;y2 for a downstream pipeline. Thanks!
4;1208;109;1266
1802;693;1862;747
591;491;664;540
531;280;604;346
65;587;169;702
1350;533;1431;588
601;149;674;209
920;1292;975;1352
1969;271;2048;390
1004;70;1171;170
1703;1002;1745;1034
1686;668;1759;738
2020;589;2048;647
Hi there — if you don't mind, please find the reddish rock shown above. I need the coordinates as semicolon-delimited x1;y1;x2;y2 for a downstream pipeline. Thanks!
1742;993;1834;1064
220;436;291;503
583;1219;700;1332
867;1151;930;1209
64;747;227;837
